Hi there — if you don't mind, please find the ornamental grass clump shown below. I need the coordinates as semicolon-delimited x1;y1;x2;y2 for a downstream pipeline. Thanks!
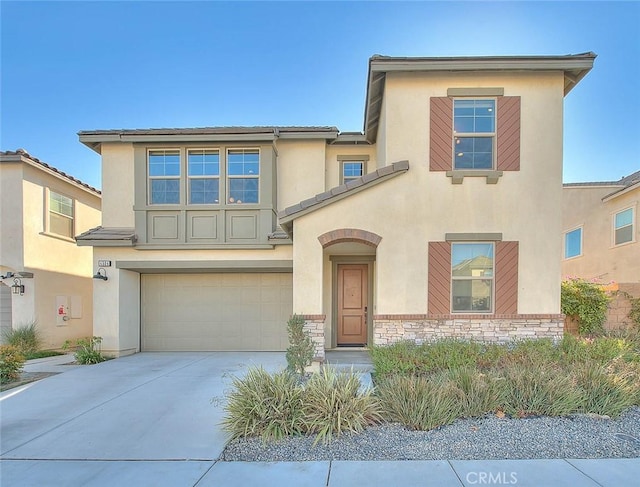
2;322;41;357
302;367;383;445
222;368;305;441
376;374;461;430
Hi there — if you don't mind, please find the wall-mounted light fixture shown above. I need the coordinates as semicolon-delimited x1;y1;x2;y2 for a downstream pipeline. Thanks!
93;268;108;281
11;277;25;295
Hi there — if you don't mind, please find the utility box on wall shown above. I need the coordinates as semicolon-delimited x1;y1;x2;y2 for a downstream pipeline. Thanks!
56;295;82;325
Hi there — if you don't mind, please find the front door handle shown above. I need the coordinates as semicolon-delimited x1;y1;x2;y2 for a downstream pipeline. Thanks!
364;306;368;322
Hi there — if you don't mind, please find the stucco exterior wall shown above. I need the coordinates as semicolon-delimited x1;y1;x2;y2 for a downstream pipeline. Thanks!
0;160;101;348
562;185;639;284
293;71;566;321
101;142;136;227
324;145;377;190
275;139;326;210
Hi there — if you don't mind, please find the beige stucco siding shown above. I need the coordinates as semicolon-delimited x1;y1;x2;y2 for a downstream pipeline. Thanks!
293;71;565;317
276;140;326;210
324;145;377;189
101;142;136;227
0;163;24;271
562;186;639;283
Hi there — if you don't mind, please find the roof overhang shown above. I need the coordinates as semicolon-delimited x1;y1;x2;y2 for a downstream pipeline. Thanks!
602;181;640;202
78;127;340;154
364;52;597;142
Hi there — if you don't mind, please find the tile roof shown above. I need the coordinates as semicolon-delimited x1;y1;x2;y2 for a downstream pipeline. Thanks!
75;226;136;242
78;126;339;136
0;149;101;195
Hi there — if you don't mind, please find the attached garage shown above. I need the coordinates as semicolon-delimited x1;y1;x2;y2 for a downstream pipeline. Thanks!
141;272;293;351
0;284;11;343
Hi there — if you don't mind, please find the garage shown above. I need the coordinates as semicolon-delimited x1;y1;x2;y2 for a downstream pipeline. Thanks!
0;284;11;342
141;273;293;351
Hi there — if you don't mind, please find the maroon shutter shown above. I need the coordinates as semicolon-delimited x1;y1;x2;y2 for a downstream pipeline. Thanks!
428;242;451;314
496;97;521;171
430;97;453;171
494;241;519;314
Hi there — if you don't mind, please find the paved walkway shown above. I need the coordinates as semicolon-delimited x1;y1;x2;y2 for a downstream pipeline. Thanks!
1;353;638;486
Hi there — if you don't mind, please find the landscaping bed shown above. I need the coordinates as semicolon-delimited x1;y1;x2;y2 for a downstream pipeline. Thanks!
221;333;640;461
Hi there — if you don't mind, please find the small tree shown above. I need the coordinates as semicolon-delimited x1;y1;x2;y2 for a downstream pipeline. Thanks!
561;278;610;334
286;315;314;376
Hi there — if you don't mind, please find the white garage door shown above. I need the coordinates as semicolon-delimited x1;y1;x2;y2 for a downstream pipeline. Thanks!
141;273;293;351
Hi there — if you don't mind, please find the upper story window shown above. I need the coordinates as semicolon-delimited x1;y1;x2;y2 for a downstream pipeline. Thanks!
614;207;634;245
451;242;494;313
49;190;74;238
149;149;180;204
342;161;364;184
564;227;582;259
227;149;259;204
188;149;220;204
453;99;495;170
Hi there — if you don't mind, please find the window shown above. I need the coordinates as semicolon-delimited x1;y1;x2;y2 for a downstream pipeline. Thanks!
188;149;219;204
49;191;74;238
451;243;494;312
228;149;259;204
342;161;364;184
564;227;582;259
453;99;495;170
149;150;180;204
614;208;634;245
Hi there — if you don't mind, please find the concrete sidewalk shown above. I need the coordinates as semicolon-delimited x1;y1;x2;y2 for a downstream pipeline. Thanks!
1;352;638;486
1;458;638;486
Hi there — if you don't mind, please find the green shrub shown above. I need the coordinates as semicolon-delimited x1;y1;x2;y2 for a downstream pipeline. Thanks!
302;367;383;445
222;368;305;441
561;278;610;334
2;322;41;356
0;345;25;383
502;338;562;367
63;337;105;365
285;314;315;377
376;374;461;430
370;341;424;377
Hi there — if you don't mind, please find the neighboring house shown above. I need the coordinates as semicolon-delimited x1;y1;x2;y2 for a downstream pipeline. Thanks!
562;170;640;328
0;150;102;348
77;53;595;358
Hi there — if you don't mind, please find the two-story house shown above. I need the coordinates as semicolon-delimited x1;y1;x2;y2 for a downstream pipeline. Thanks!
562;170;639;328
0;150;102;348
77;53;595;358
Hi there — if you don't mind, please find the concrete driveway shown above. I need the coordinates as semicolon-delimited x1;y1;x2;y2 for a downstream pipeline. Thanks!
0;352;286;485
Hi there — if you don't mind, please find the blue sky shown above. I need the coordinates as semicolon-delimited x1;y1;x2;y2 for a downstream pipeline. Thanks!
1;1;639;189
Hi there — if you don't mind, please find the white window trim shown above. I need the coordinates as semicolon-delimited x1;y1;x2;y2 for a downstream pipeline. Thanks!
340;160;367;185
147;148;182;205
563;225;583;260
187;148;221;205
450;241;495;314
612;205;636;247
452;97;497;171
226;147;260;205
42;187;76;242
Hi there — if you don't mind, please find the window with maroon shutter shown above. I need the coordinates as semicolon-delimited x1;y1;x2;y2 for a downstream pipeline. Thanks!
430;95;520;173
428;240;519;315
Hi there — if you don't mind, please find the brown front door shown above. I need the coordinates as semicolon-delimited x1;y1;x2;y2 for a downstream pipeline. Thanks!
337;264;368;346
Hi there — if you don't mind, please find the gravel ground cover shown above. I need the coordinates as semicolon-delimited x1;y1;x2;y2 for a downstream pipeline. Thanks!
222;407;640;461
